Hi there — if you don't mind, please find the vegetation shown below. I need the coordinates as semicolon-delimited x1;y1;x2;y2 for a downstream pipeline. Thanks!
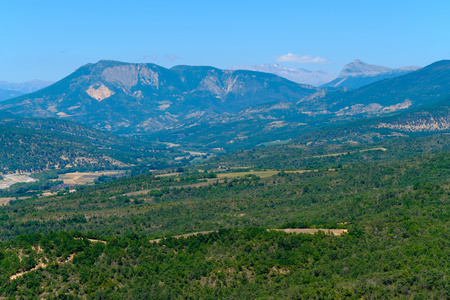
0;133;448;297
0;117;191;175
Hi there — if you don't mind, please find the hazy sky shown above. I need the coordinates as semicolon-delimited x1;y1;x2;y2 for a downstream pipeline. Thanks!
1;0;449;82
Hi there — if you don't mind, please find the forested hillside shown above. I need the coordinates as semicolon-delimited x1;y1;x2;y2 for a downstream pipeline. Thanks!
0;134;448;298
0;117;184;174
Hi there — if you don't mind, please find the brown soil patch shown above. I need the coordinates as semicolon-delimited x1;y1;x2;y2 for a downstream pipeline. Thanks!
74;237;107;244
270;228;348;236
150;231;217;243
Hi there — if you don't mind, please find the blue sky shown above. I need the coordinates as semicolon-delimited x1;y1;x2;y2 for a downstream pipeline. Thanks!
1;0;449;82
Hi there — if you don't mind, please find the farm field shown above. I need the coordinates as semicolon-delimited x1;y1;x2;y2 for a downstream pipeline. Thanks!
57;170;126;185
0;174;37;190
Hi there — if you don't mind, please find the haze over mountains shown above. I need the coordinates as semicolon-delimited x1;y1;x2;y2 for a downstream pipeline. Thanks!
230;60;419;89
0;80;54;101
230;64;337;86
321;59;420;90
0;79;54;94
0;59;448;155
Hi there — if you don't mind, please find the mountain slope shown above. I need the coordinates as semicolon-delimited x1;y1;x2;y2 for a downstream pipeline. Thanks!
293;97;450;146
0;61;319;133
321;59;420;90
0;117;183;173
0;124;124;173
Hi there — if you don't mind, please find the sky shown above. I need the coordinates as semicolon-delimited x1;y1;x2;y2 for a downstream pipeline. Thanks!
1;0;449;82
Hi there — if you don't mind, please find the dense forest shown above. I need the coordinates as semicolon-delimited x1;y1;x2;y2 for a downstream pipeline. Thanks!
0;134;448;298
0;118;186;174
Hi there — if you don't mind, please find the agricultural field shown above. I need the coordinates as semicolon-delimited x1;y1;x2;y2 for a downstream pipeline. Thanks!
56;170;126;185
0;174;37;190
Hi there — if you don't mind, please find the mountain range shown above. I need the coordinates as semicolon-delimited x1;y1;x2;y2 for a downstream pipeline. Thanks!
0;79;54;94
0;80;54;101
230;64;337;86
321;59;420;90
0;59;449;154
0;60;319;133
0;57;448;299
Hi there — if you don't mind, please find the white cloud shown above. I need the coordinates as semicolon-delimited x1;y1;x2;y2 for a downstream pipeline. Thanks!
276;53;330;64
144;54;158;60
164;54;179;62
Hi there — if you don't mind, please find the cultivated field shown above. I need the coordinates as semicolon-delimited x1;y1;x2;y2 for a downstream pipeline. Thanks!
0;174;37;190
58;170;126;185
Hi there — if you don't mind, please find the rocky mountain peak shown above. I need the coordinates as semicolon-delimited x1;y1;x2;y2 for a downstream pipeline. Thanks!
339;60;392;77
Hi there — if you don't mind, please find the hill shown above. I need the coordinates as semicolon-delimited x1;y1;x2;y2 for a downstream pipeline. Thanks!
294;97;450;146
0;117;182;174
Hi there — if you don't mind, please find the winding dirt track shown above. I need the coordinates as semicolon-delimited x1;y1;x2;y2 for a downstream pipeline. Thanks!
10;254;75;280
10;239;106;280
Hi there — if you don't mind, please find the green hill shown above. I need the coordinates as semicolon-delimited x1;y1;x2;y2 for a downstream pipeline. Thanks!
0;117;182;174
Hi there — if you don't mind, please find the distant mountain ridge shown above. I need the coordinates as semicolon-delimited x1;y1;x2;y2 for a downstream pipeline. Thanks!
1;59;449;153
321;59;420;90
311;60;450;116
0;60;320;133
230;64;337;86
0;79;53;94
0;89;23;102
